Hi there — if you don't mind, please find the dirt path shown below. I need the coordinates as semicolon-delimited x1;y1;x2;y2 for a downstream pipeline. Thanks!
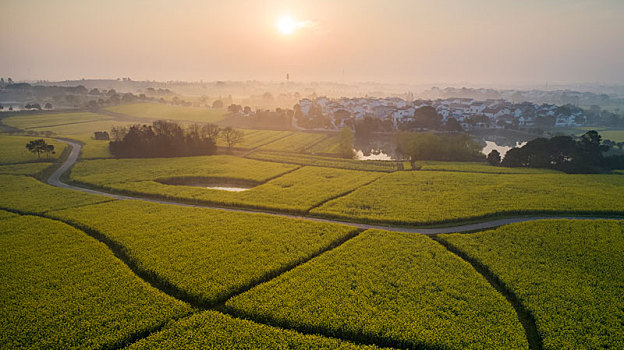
50;139;623;234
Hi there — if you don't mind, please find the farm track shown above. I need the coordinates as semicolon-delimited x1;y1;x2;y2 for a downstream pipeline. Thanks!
50;139;624;235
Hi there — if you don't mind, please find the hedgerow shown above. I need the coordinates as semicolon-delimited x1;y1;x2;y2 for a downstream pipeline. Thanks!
0;214;192;350
226;229;527;349
311;171;624;225
438;219;624;349
48;200;358;306
127;310;381;349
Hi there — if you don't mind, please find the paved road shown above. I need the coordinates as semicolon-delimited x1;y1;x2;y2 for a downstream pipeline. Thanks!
50;139;623;234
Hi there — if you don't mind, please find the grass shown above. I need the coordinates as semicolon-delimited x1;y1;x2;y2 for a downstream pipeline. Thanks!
127;310;380;350
259;132;329;152
0;214;192;350
413;161;561;174
0;135;66;164
311;171;624;225
98;166;382;213
1;112;113;130
70;155;297;185
226;229;527;349
438;220;624;349
247;150;400;172
307;134;341;154
216;129;293;149
106;103;227;123
0;175;111;214
67;134;113;158
48;200;358;306
0;162;53;176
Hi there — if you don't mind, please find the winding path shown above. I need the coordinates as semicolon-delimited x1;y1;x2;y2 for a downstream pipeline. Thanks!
50;139;623;235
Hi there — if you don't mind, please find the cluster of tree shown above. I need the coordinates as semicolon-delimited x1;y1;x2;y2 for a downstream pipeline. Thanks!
93;131;110;140
25;139;55;159
355;116;394;136
395;132;484;162
337;127;356;159
109;121;244;158
490;131;624;173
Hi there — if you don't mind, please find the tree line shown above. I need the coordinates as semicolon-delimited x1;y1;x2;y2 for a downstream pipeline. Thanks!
395;132;484;162
489;130;624;173
108;121;243;158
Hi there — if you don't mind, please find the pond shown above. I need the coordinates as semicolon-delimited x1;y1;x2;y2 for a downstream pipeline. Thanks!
156;177;256;192
481;140;527;157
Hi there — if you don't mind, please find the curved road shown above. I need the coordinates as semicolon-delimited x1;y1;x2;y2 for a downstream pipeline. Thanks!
50;139;623;234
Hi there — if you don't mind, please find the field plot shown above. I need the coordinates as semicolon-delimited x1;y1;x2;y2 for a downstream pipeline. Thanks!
66;134;112;158
0;162;52;175
49;200;358;306
2;112;112;130
70;155;297;185
0;175;110;214
259;132;329;152
0;209;18;220
307;134;341;154
128;310;379;350
101;166;381;212
0;214;192;350
439;220;624;349
227;229;527;349
216;129;292;149
413;161;561;174
0;136;66;164
312;171;624;225
247;150;400;172
107;103;227;123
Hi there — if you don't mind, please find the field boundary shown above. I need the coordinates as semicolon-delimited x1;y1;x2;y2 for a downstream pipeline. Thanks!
431;235;543;350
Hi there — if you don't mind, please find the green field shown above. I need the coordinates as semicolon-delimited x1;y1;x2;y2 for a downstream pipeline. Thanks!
128;310;379;350
227;229;527;349
414;160;561;174
439;220;624;349
2;112;113;130
0;162;53;175
311;171;624;225
0;209;18;220
0;214;192;349
70;155;297;185
0;136;66;164
307;134;341;154
49;200;358;306
99;166;381;212
247;150;400;172
107;103;227;123
216;129;292;149
599;129;624;142
0;175;111;214
66;134;113;158
259;132;329;152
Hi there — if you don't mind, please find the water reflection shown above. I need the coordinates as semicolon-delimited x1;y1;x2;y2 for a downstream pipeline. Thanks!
204;186;249;192
481;140;527;157
354;149;393;160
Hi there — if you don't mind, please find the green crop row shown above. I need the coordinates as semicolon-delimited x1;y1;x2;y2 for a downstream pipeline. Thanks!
259;132;329;152
0;162;53;176
247;150;400;172
226;229;527;349
89;166;381;213
311;171;624;225
307;134;341;154
0;175;111;214
2;112;113;130
106;103;227;123
0;214;192;350
70;155;297;185
48;200;358;306
413;160;561;174
0;135;66;164
216;129;293;149
438;220;624;349
0;209;18;220
127;310;380;350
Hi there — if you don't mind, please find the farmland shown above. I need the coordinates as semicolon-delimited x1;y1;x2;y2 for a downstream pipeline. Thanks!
70;155;297;185
439;220;624;349
106;103;227;123
307;134;341;154
311;171;624;225
0;135;66;164
227;229;527;349
216;129;292;149
93;166;381;212
1;112;113;130
247;150;400;172
0;175;111;214
0;162;52;175
413;160;561;174
0;214;192;349
259;132;329;152
48;200;358;306
128;310;379;350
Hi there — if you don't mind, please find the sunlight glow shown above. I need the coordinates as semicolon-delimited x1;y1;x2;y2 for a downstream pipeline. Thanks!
276;15;298;36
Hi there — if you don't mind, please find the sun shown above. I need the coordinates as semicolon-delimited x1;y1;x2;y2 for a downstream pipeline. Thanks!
276;15;297;35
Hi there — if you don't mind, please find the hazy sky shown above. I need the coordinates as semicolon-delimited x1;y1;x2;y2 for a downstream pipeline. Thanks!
2;0;623;85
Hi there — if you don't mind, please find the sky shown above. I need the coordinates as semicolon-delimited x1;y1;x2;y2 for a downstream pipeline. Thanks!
1;0;623;85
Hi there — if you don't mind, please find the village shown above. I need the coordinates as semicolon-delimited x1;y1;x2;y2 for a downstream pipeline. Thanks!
295;96;588;130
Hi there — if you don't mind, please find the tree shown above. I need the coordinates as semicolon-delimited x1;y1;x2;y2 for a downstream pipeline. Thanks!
220;127;244;150
212;100;224;108
228;104;242;113
487;150;501;166
44;102;53;109
445;117;463;132
26;139;53;159
337;127;355;159
201;123;221;141
94;131;110;140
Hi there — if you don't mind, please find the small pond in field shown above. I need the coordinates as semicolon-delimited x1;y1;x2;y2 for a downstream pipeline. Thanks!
203;185;250;192
157;177;255;192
